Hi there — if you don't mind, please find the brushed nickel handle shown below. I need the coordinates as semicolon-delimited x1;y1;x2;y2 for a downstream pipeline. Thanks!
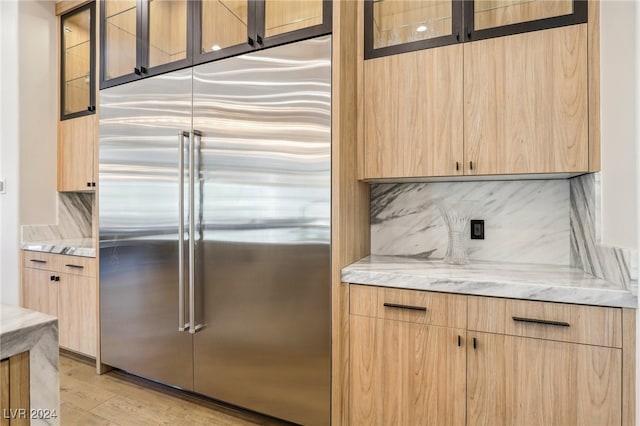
512;316;570;327
383;302;427;312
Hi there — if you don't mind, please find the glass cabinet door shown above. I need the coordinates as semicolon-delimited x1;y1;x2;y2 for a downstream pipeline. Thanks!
61;2;95;120
102;0;138;83
194;0;253;64
145;0;189;70
466;0;587;41
365;0;462;59
257;0;331;48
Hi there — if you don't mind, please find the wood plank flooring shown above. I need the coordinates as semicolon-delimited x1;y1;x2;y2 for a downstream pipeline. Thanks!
60;354;291;425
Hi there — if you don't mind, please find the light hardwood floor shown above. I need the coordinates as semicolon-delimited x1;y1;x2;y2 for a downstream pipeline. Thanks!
60;354;290;426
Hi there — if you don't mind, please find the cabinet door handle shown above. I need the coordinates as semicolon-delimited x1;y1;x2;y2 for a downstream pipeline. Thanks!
469;161;473;171
472;337;477;349
54;276;60;282
383;302;427;312
457;335;462;347
455;161;459;171
65;264;84;269
91;182;96;187
86;182;92;188
50;275;55;281
30;259;47;264
512;316;570;327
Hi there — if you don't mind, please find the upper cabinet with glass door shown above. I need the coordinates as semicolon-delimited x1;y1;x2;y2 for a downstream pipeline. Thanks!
193;0;331;64
101;0;190;88
365;0;462;59
365;0;587;59
61;2;96;120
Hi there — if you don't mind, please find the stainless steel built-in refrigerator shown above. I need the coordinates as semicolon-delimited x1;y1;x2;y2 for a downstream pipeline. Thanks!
99;36;331;425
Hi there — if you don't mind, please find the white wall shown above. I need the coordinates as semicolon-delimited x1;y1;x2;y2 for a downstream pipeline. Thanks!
600;0;638;250
0;0;57;306
0;0;21;305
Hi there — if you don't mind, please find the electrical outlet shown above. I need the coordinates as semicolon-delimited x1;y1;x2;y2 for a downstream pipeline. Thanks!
470;220;484;239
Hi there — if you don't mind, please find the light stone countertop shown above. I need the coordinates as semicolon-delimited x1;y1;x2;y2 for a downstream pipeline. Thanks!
0;304;59;425
21;238;96;258
342;255;637;308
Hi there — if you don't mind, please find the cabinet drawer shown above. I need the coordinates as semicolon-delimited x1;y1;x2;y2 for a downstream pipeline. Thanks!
350;285;466;329
58;255;96;277
468;296;622;348
23;251;59;271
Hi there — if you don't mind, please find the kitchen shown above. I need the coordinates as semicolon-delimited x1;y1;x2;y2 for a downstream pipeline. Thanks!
0;2;638;424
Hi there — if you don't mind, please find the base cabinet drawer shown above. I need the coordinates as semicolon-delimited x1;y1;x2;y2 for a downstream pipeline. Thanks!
468;296;622;347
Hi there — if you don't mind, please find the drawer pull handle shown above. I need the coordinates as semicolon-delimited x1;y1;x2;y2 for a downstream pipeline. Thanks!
65;264;84;269
512;316;570;327
383;303;427;312
30;259;47;264
457;335;462;347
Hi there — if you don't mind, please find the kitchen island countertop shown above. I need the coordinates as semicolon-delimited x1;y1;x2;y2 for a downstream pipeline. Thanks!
342;255;637;308
1;304;59;425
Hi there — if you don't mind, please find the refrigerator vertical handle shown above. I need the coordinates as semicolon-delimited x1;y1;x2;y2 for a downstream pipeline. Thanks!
188;130;198;334
190;130;205;334
178;131;189;332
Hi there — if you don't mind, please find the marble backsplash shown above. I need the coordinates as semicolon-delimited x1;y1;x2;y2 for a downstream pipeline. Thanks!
570;173;637;288
22;192;93;242
370;174;637;289
371;179;571;265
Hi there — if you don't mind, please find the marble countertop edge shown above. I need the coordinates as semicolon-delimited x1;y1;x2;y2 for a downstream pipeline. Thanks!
342;256;637;309
21;240;96;258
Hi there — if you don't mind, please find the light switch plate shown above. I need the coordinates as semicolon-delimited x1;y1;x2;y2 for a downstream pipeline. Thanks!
0;178;5;194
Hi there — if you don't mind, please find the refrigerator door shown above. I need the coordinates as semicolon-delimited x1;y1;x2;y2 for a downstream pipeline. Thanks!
192;36;332;425
99;68;194;390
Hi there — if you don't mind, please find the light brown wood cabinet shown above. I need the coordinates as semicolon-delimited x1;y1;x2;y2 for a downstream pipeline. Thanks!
22;251;97;357
467;332;621;426
363;24;590;179
348;285;631;425
349;285;467;425
0;352;30;426
364;45;464;179
58;114;97;192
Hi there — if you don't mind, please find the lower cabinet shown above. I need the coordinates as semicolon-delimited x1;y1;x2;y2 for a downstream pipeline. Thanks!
22;251;97;357
348;284;627;426
467;332;621;426
350;316;466;426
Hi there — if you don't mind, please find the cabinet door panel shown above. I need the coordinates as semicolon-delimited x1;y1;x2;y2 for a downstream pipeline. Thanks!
474;0;574;31
264;0;323;38
350;316;466;426
464;24;588;175
364;46;463;178
22;268;57;317
103;0;137;81
58;274;97;357
148;0;188;68
467;332;621;426
200;0;249;55
58;114;95;191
